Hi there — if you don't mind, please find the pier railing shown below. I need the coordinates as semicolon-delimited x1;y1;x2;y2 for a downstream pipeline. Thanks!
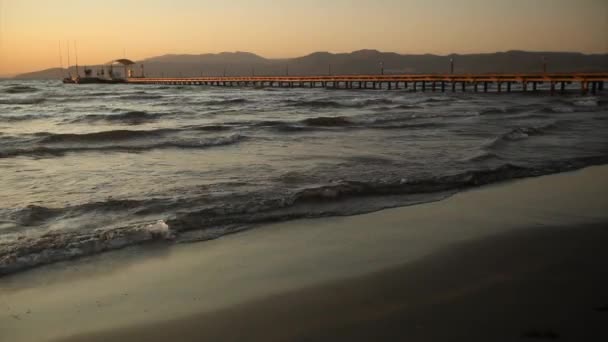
127;73;608;94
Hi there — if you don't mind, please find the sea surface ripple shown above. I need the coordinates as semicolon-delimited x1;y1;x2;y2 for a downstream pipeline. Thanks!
1;80;607;275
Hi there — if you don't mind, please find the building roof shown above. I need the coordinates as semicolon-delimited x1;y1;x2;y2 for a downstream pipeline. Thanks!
111;59;136;66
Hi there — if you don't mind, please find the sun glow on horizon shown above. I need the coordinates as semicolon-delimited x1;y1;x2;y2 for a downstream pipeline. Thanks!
0;0;606;76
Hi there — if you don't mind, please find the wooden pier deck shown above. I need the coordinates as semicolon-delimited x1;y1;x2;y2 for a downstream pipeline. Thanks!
127;73;608;94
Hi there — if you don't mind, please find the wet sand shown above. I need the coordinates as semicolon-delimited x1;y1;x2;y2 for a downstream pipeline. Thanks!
1;166;608;342
61;223;608;342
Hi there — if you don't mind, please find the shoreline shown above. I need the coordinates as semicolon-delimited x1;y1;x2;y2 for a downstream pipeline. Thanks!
3;155;608;278
60;222;608;342
1;165;608;341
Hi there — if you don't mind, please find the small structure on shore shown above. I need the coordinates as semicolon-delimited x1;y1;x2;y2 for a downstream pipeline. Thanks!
63;59;144;84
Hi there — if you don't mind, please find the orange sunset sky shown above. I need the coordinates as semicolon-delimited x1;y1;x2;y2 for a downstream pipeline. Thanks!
0;0;606;76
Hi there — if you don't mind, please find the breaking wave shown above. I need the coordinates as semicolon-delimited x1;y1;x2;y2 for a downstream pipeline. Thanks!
486;123;561;149
501;126;547;141
0;220;175;276
168;155;608;232
1;154;607;276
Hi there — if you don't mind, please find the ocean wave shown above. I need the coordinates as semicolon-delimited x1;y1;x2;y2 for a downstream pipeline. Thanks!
486;123;558;149
360;98;394;106
301;116;352;126
0;220;175;276
6;198;174;227
35;128;173;144
479;106;525;115
0;114;48;122
79;91;123;97
5;205;64;226
256;121;310;132
0;97;46;105
502;126;547;141
287;99;346;108
190;124;233;132
293;157;608;203
0;134;246;158
419;97;454;104
118;94;163;100
3;85;40;94
254;116;440;132
69;111;162;125
286;98;395;109
276;125;313;132
572;99;598;107
369;122;443;130
169;155;608;235
2;155;607;276
394;104;423;110
203;98;248;106
539;106;574;114
463;151;500;162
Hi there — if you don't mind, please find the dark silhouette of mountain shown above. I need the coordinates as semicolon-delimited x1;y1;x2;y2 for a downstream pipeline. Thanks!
14;50;608;79
13;68;66;80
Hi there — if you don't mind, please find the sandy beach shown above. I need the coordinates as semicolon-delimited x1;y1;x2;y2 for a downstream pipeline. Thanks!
2;165;608;342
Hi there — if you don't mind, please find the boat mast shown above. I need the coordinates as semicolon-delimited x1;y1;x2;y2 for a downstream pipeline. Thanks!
58;41;64;79
74;41;79;78
66;40;72;78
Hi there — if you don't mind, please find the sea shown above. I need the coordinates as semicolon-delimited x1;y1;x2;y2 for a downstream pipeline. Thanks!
1;80;607;276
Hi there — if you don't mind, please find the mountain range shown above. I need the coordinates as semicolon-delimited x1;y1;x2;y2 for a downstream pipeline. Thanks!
14;50;608;79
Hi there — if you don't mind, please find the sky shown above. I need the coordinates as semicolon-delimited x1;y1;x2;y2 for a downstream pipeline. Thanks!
0;0;607;75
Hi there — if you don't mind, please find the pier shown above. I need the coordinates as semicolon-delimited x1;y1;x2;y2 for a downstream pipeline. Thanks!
126;73;608;94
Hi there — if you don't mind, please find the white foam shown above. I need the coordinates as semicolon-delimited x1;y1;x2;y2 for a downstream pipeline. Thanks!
143;220;174;240
573;99;598;107
550;106;574;113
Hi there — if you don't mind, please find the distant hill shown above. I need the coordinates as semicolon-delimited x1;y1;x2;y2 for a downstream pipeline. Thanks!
13;68;66;80
14;50;608;79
